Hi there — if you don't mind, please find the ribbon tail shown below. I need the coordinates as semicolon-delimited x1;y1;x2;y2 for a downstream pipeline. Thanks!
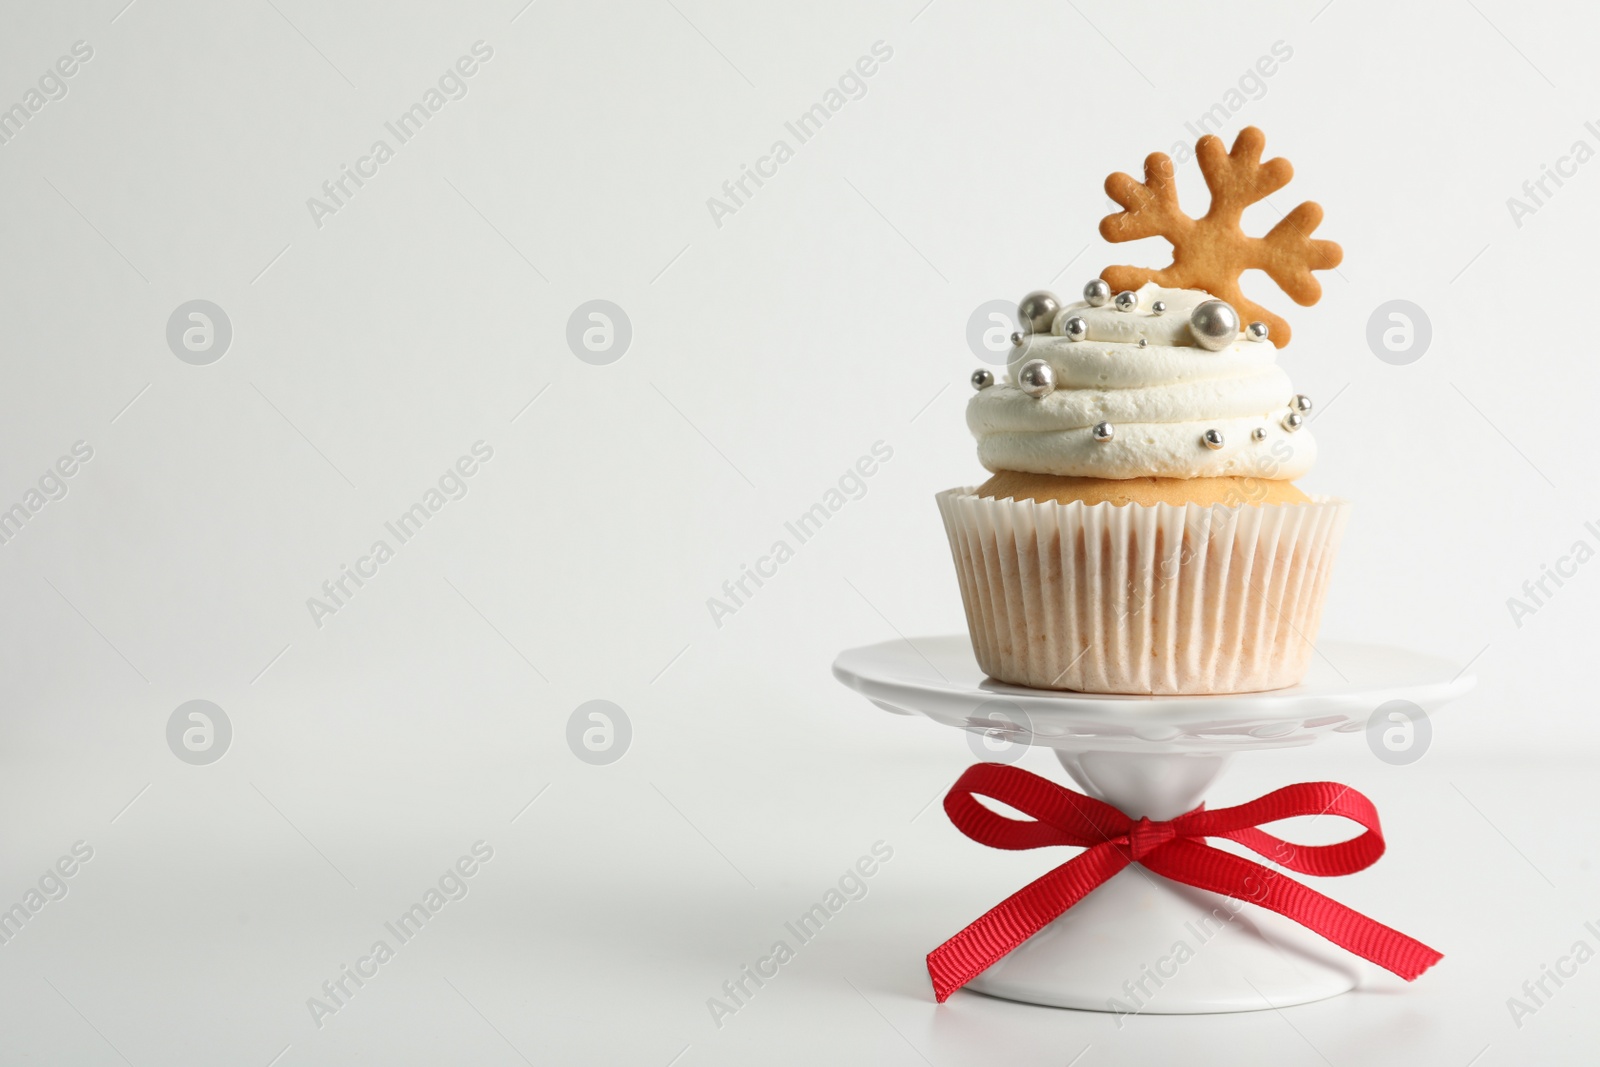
1143;839;1444;981
928;843;1129;1002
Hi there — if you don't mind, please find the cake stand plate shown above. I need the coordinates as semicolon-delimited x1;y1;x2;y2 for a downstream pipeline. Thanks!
832;637;1474;1013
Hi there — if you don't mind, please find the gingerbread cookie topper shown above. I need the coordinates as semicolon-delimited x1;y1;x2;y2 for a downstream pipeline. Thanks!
1098;126;1341;347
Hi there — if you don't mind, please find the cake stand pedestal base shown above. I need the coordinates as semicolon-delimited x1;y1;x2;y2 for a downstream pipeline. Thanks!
968;750;1354;1013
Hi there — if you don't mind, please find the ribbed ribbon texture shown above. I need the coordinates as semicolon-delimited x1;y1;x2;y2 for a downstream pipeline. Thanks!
928;763;1442;1003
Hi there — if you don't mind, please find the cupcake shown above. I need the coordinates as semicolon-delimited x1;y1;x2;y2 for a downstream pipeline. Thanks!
941;127;1347;695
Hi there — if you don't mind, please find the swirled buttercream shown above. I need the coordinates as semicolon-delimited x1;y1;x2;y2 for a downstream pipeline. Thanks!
968;283;1314;480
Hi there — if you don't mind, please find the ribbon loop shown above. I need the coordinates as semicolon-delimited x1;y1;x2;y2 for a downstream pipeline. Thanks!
942;762;1128;851
927;763;1442;1003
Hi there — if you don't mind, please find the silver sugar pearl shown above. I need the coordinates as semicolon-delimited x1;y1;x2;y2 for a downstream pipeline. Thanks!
1251;426;1267;442
1018;290;1061;334
1189;299;1241;351
1246;321;1270;342
1291;394;1313;414
1092;421;1114;443
1018;359;1056;399
1151;300;1167;315
971;368;994;390
1202;428;1225;450
1138;338;1148;348
1113;290;1139;312
1083;279;1112;307
1283;412;1304;432
1061;315;1088;342
1010;331;1025;348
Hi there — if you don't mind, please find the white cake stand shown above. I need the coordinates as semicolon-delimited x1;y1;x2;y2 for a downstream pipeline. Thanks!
832;636;1474;1013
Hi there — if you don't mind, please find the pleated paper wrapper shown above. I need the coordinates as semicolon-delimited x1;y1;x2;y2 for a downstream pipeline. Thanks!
937;488;1350;695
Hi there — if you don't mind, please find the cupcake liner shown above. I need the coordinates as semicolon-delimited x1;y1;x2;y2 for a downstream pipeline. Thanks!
937;487;1349;695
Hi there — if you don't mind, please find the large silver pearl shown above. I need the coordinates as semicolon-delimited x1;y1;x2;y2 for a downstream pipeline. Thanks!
1251;426;1267;442
1151;300;1167;315
1189;299;1240;351
971;368;994;390
1246;321;1270;343
1291;394;1313;414
1202;428;1225;450
1018;359;1056;399
1113;290;1139;312
1083;279;1112;307
1018;290;1061;334
1092;421;1114;442
1282;412;1304;432
1061;315;1088;342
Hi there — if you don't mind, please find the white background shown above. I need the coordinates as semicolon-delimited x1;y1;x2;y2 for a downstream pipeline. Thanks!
0;0;1595;1063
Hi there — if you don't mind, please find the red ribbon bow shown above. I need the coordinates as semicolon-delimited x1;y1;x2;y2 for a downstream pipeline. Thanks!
928;763;1442;1003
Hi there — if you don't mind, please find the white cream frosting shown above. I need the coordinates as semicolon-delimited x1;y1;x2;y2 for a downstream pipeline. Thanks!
969;283;1315;480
